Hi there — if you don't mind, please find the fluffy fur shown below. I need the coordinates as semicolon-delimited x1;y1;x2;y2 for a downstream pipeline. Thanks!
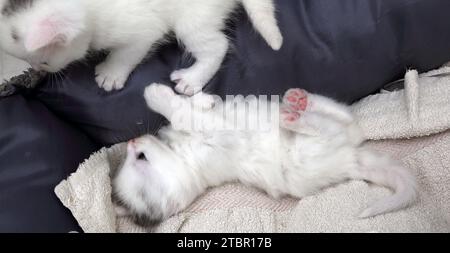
112;84;418;227
0;0;283;93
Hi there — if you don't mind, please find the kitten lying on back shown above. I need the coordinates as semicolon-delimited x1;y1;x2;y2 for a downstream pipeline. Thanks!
0;0;283;94
112;84;417;227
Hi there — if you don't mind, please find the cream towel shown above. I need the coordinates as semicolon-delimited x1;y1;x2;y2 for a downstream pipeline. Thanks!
352;67;450;140
55;67;450;233
56;132;450;233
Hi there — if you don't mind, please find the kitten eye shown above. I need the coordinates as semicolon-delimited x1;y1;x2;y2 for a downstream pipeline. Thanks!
137;152;148;161
41;62;49;66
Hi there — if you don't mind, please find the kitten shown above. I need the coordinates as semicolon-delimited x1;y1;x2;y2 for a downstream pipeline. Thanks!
112;84;417;227
0;0;283;94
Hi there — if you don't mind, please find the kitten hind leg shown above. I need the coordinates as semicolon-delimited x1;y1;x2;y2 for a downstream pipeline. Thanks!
307;94;355;124
283;88;354;124
280;89;317;135
280;107;321;136
280;89;346;136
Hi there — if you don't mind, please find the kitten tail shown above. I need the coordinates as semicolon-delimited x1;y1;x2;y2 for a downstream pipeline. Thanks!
353;148;418;218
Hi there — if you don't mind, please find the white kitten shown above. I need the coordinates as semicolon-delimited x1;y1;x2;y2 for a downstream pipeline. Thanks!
0;0;283;93
112;84;417;226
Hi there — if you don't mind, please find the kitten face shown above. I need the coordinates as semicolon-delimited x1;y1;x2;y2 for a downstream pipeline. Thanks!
113;135;187;227
0;0;90;72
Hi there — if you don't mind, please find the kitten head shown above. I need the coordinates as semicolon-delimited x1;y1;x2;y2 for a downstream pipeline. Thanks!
0;0;90;72
112;135;203;227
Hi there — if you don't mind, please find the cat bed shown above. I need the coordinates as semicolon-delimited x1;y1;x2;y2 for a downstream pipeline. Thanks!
30;0;450;146
54;67;450;232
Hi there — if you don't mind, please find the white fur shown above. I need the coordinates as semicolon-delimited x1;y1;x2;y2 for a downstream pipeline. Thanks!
0;0;283;93
113;84;418;225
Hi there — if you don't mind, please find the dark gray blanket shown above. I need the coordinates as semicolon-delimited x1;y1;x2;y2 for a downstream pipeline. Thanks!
34;0;450;146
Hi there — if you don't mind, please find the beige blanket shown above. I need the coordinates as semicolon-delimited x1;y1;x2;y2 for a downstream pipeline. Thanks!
55;68;450;233
352;68;450;140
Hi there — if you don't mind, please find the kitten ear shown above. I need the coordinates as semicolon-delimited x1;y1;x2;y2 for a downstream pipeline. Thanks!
24;14;81;52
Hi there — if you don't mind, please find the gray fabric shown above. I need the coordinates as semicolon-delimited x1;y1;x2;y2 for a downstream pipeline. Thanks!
0;95;98;232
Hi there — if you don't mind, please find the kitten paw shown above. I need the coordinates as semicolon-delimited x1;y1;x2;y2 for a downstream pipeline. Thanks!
191;92;216;110
281;106;301;123
144;83;175;101
283;88;309;112
170;69;187;83
171;69;204;96
95;63;129;92
144;83;178;112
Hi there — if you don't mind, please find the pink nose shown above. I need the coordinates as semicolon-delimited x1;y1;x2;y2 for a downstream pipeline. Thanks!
128;140;136;152
127;139;137;152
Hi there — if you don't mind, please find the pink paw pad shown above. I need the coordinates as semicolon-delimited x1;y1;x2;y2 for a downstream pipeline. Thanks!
281;107;301;123
284;89;308;112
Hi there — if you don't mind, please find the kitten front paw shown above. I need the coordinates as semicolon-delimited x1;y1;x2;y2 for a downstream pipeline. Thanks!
145;83;175;99
144;83;178;113
171;69;204;96
95;63;129;92
191;92;216;110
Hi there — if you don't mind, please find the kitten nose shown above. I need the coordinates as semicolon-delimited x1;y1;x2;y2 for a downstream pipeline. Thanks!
127;139;136;152
30;64;41;71
128;139;136;148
